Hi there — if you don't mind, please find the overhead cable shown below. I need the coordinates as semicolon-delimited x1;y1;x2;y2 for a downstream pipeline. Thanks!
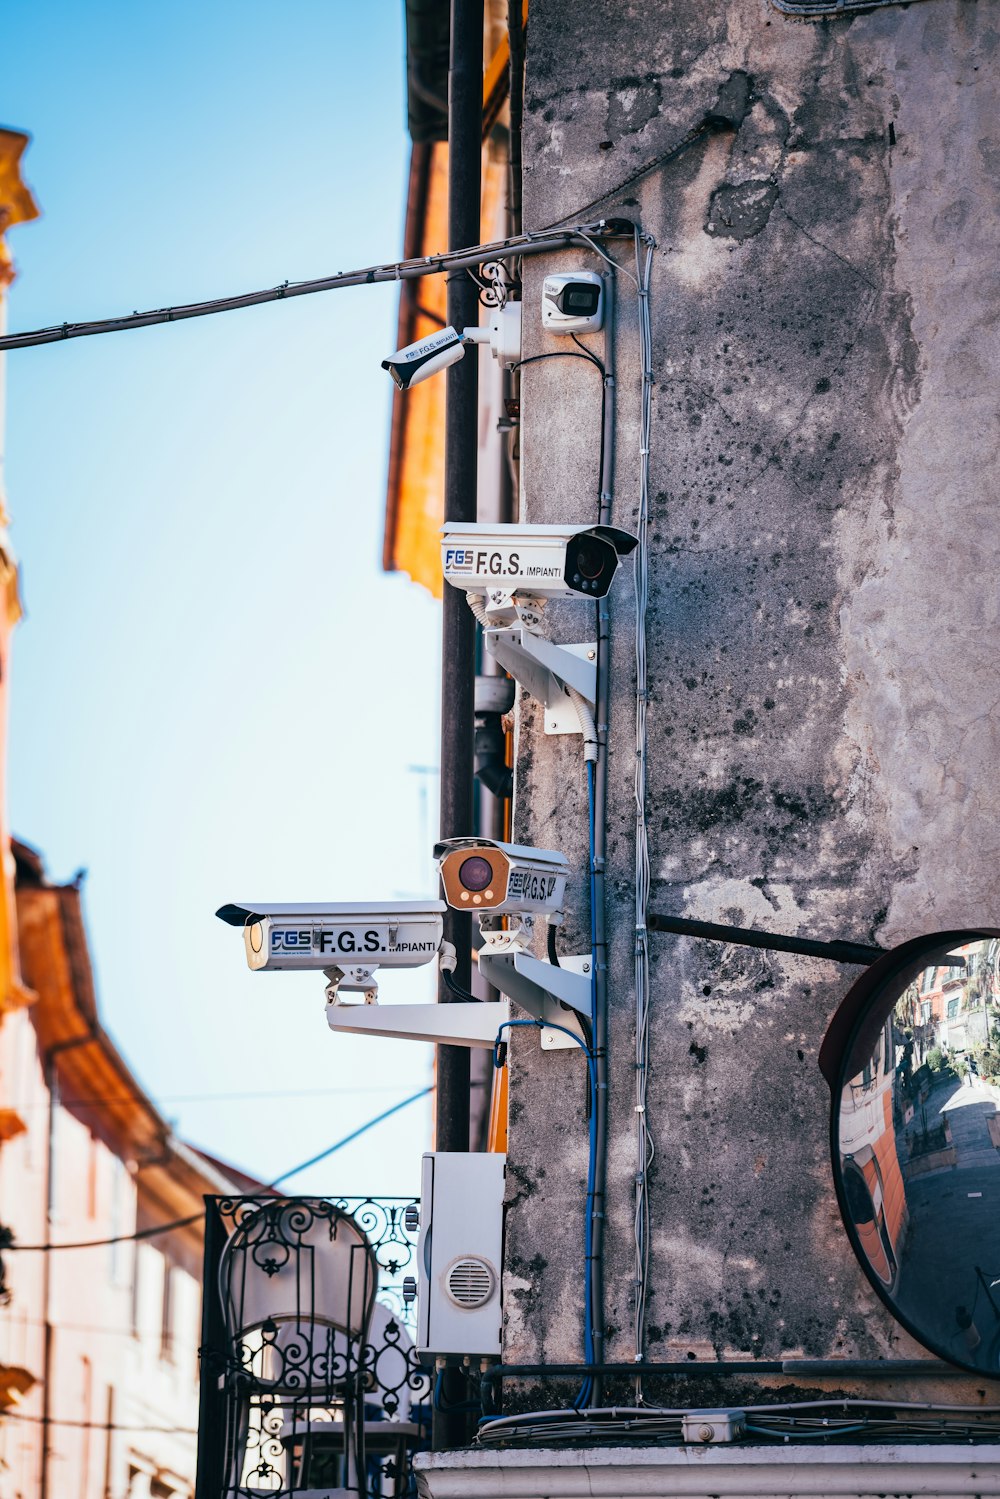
1;1408;197;1436
0;221;634;352
6;1084;432;1250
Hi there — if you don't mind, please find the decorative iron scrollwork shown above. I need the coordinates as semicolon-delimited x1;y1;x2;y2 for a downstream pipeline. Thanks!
200;1194;430;1499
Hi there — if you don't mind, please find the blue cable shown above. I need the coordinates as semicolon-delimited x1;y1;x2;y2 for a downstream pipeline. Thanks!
491;762;600;1414
575;757;599;1410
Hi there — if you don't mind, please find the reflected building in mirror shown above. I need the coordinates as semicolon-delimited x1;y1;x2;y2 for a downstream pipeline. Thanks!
897;940;1000;1076
836;937;1000;1373
838;1008;908;1291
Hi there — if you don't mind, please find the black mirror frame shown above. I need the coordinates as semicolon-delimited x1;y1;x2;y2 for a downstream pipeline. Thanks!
821;926;1000;1377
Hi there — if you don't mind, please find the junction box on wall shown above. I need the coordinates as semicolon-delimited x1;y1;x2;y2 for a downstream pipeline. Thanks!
412;1152;506;1361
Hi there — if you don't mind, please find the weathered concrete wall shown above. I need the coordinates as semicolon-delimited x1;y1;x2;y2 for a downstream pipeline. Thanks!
504;0;1000;1408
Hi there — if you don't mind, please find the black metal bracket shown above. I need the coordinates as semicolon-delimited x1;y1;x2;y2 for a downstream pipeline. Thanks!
646;912;883;967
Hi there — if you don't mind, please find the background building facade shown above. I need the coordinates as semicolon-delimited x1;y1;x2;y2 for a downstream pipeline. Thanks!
0;841;240;1499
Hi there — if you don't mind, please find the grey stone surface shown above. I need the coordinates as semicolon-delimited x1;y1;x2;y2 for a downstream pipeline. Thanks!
503;0;1000;1409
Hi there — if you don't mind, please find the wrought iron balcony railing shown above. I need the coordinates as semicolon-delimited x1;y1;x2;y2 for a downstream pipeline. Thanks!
195;1194;430;1499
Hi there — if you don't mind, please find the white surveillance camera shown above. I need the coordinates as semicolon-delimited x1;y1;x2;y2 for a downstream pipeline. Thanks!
433;838;568;921
441;523;637;754
542;271;604;334
216;900;445;1002
381;328;467;391
383;305;521;391
442;521;637;614
434;839;594;1037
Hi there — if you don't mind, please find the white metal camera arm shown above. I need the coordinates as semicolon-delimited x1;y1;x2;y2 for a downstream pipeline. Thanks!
216;899;507;1048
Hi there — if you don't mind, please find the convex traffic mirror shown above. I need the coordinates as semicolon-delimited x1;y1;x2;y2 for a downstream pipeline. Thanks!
820;929;1000;1375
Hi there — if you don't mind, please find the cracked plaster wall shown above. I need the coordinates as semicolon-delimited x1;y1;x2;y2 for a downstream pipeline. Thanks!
502;0;1000;1410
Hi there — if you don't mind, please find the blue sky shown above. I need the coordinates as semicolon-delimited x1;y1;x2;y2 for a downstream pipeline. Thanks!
1;1;442;1195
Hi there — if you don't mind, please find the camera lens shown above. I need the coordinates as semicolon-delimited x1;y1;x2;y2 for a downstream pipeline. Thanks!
566;533;617;596
565;286;599;314
574;542;608;581
458;855;493;892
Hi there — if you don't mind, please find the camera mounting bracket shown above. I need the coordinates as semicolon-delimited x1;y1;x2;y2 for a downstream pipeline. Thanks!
477;945;592;1045
485;626;597;736
325;997;511;1049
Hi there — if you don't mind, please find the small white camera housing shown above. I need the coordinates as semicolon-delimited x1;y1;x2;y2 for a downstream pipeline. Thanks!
441;521;636;616
383;304;521;391
216;900;445;1002
541;271;604;334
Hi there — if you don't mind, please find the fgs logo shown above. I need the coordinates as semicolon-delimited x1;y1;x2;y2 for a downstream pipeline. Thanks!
445;548;521;577
271;928;312;953
507;872;558;903
271;928;384;955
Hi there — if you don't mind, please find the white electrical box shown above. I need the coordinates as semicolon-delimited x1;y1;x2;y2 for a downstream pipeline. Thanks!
416;1151;505;1360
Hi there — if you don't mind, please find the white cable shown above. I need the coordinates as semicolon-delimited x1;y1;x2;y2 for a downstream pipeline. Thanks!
566;687;598;762
466;596;491;627
632;228;655;1377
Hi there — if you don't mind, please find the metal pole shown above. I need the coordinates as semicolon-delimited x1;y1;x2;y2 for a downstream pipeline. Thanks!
436;0;482;1157
588;272;616;1402
194;1198;228;1499
507;0;523;240
435;0;482;1449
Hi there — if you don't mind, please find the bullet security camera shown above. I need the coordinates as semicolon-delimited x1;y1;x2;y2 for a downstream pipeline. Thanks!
433;838;568;920
382;327;467;391
441;522;637;613
216;900;445;1001
542;271;604;334
434;839;594;1036
383;305;521;391
441;523;637;754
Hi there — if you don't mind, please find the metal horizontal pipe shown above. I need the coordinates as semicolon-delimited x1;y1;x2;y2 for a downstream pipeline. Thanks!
489;1362;784;1377
488;1359;960;1378
646;912;883;967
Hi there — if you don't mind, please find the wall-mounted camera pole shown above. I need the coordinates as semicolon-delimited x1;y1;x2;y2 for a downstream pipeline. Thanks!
436;0;483;1158
589;271;616;1399
434;0;484;1451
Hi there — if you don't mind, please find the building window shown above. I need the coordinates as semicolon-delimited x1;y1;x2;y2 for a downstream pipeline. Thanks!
130;1244;142;1338
109;1157;133;1288
947;996;960;1021
921;1000;932;1024
161;1261;175;1363
87;1134;99;1219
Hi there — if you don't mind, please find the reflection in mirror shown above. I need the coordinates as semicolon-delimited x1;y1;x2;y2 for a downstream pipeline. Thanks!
836;936;1000;1373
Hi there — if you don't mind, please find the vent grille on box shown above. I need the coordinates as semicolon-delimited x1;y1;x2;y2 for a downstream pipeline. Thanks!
446;1257;494;1308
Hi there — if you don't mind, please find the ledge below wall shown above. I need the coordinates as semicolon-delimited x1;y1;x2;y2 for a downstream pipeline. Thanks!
415;1444;1000;1499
